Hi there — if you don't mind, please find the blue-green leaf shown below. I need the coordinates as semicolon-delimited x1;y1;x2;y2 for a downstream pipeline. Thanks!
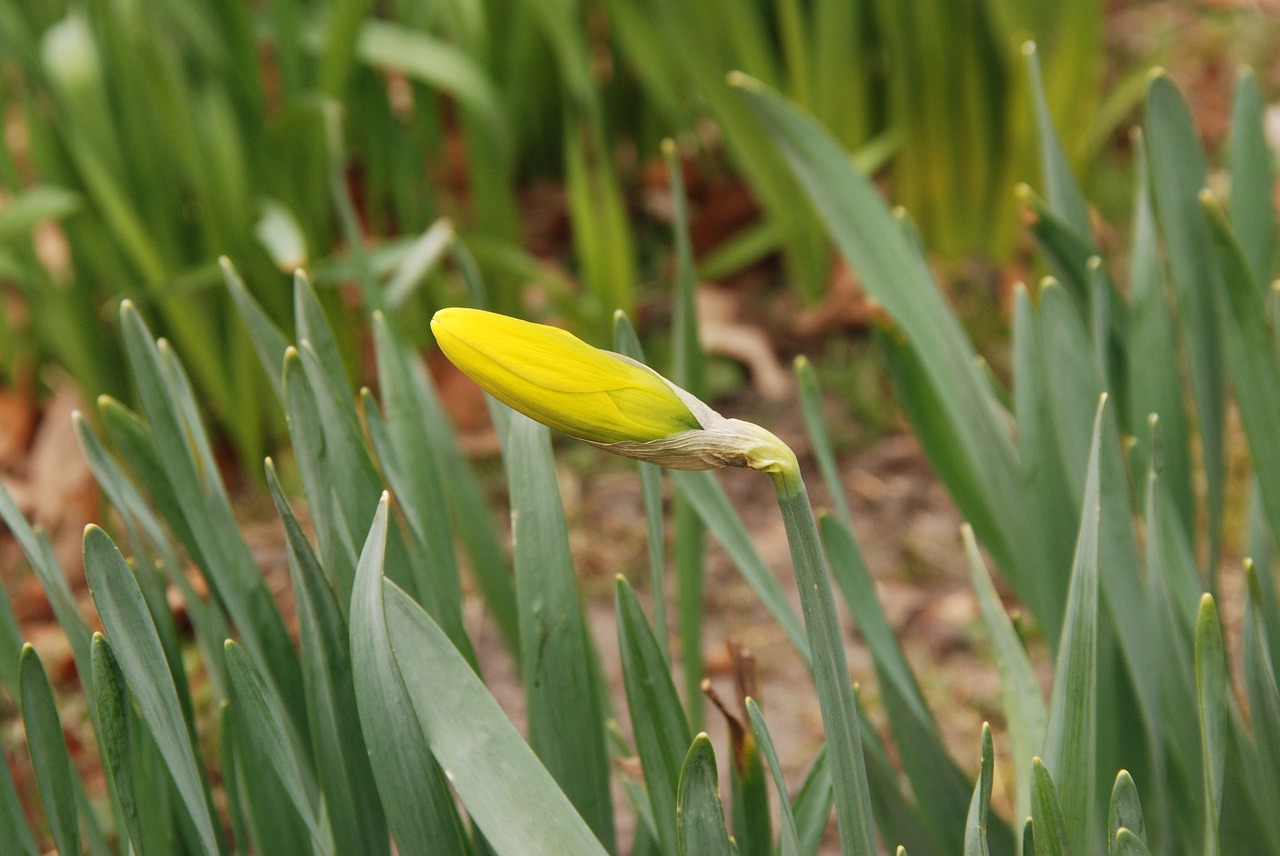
676;734;732;856
20;644;80;856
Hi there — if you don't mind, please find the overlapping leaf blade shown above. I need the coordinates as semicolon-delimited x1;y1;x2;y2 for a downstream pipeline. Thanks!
676;734;732;856
83;526;220;856
616;575;690;856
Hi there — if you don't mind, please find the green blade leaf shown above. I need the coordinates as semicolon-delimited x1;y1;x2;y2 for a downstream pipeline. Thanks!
964;523;1047;840
1127;130;1193;533
225;640;334;855
382;572;609;854
822;513;989;853
348;495;470;856
0;723;38;855
1024;42;1091;244
505;411;615;849
1107;771;1146;854
1041;395;1104;856
20;644;80;856
1030;759;1070;856
616;575;691;856
1144;72;1225;586
794;355;852;524
676;734;732;856
1243;561;1280;837
83;526;220;856
852;691;940;856
1227;68;1273;293
90;633;145;856
734;74;1022;576
1194;594;1226;856
964;723;995;856
745;699;801;856
1201;192;1280;565
266;461;389;856
613;311;670;659
119;301;304;734
221;256;290;397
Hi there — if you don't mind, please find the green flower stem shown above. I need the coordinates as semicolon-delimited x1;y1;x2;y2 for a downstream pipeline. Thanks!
770;463;876;856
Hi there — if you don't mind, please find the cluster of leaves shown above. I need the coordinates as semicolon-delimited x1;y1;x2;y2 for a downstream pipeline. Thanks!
2;43;1278;856
0;0;1106;465
737;45;1280;852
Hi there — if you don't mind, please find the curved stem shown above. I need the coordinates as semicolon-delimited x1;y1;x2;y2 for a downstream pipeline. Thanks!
771;465;876;856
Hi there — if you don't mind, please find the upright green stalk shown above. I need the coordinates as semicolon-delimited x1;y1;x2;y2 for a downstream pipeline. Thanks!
770;460;877;856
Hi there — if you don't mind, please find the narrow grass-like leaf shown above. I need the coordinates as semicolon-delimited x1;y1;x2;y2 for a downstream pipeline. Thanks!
727;720;770;856
1145;72;1225;587
119;301;303;734
0;559;21;691
822;513;990;853
1042;395;1104;856
412;312;520;662
0;481;91;672
226;640;335;855
294;271;352;418
1127;130;1193;531
1037;283;1163;788
873;318;1017;600
1244;562;1280;835
282;347;357;595
505;411;614;848
383;577;609;855
852;691;941;856
83;526;220;856
734;73;1023;578
90;633;144;856
0;730;38;856
1201;193;1280;562
676;734;732;856
1024;42;1091;243
20;644;79;856
965;523;1046;837
1008;286;1074;637
1195;594;1225;856
75;410;228;701
964;723;995;856
1030;759;1070;856
266;461;388;856
221;257;290;396
349;495;470;856
1228;68;1272;292
369;313;476;635
673;470;808;660
617;575;690;856
613;311;670;657
223;699;313;856
795;355;852;524
745;699;801;856
1107;771;1145;852
791;745;833;854
665;139;709;722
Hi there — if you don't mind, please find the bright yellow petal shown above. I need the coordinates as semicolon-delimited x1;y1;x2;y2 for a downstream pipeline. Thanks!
432;308;701;444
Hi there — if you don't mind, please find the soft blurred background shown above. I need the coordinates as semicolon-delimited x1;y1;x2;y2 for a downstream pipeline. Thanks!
2;0;1280;850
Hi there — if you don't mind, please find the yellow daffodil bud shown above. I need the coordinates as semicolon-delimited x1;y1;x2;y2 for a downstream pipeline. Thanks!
430;308;796;474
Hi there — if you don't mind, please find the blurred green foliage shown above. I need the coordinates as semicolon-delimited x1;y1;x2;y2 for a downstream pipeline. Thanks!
0;0;1110;467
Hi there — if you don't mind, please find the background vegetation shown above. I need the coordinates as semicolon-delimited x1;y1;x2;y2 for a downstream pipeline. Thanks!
1;1;1279;854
